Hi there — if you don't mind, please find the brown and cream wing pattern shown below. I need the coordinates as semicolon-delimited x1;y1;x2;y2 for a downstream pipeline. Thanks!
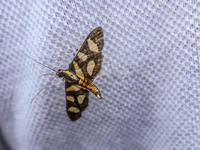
65;82;89;121
68;27;104;82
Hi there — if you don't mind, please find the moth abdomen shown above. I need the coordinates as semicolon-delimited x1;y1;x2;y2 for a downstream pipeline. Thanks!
78;79;102;99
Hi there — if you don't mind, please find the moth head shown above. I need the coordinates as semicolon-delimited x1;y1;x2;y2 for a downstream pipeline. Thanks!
56;69;64;78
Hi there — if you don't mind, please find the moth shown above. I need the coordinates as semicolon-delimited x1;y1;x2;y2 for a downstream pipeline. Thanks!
57;27;104;121
20;27;104;121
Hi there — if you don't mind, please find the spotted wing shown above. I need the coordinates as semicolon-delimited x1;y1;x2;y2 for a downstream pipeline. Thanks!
68;27;104;83
65;82;89;121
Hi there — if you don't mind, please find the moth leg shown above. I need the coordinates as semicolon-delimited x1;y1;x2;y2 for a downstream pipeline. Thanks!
93;73;109;82
61;80;65;87
73;36;85;57
62;78;66;82
73;49;78;57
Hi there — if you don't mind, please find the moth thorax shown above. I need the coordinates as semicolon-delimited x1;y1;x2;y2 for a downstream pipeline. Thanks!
60;70;79;83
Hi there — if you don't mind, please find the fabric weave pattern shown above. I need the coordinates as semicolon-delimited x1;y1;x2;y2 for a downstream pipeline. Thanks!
0;0;199;150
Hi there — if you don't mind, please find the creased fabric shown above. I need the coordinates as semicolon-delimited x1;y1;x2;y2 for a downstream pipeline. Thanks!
0;0;199;150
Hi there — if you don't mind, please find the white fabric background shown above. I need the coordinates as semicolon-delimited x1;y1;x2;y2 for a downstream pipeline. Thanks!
0;0;200;150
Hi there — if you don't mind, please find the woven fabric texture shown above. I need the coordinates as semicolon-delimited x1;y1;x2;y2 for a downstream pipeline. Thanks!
0;0;200;150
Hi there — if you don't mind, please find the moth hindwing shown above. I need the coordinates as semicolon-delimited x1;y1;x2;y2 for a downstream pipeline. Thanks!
56;27;104;121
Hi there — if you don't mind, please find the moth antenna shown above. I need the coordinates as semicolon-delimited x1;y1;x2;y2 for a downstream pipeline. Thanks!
31;76;56;104
18;50;57;72
38;73;57;77
93;73;109;82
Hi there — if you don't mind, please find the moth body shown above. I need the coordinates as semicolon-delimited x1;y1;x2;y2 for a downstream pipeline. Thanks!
56;69;102;99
